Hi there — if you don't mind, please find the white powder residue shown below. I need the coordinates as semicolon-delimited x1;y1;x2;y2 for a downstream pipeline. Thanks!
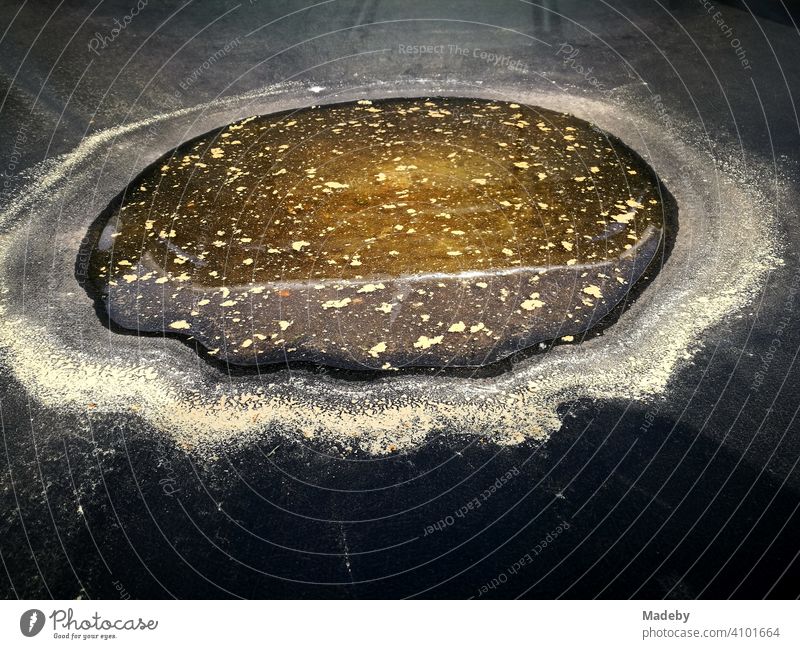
0;83;784;456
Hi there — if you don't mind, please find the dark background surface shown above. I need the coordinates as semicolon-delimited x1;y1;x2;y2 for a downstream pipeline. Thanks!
1;0;799;599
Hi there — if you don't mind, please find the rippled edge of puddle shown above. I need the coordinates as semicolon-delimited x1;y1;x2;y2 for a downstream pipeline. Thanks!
0;80;785;456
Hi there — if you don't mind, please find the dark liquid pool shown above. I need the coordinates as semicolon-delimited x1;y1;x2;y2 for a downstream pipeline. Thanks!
82;97;675;369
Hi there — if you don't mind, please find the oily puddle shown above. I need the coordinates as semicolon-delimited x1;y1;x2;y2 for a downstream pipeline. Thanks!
79;97;676;372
